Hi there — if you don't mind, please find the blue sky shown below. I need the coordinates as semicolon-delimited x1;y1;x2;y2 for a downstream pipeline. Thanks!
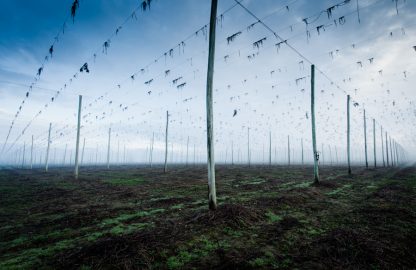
0;0;415;165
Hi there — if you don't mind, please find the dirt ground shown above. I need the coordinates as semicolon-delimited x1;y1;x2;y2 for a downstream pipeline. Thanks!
0;164;415;269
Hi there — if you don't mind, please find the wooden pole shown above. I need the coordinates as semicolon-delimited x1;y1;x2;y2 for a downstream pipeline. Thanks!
231;141;234;165
81;138;85;166
45;123;52;172
150;132;154;168
164;111;169;173
107;128;111;169
74;95;82;179
389;136;394;166
206;0;218;210
63;144;67;166
186;136;189;167
287;135;290;166
373;119;377;168
194;144;196;166
301;138;304;165
310;65;319;183
363;109;368;168
117;140;120;166
247;128;250;167
21;142;26;168
269;131;272;167
329;145;333;166
30;135;33;169
95;144;98;166
380;127;385;167
123;144;126;164
335;146;339;165
394;141;399;165
347;95;351;175
385;131;389;166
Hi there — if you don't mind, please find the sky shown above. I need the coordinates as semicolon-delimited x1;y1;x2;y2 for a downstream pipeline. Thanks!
0;0;415;166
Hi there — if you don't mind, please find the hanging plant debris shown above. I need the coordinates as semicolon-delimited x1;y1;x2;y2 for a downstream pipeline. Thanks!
253;37;267;49
172;77;183;85
103;40;111;54
141;0;152;11
79;63;89;73
226;31;242;44
70;0;79;23
144;79;153;85
49;46;54;57
177;82;186;89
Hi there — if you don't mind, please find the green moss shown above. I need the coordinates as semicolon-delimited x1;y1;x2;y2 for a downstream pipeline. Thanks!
266;211;283;223
223;227;243;237
326;184;352;196
0;239;76;269
241;177;266;185
100;208;165;227
102;177;146;186
249;257;268;267
171;203;184;210
166;236;230;269
167;251;195;269
86;231;106;241
292;181;312;188
54;181;77;190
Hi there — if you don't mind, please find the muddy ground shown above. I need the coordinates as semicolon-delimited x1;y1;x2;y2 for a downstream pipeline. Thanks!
0;164;415;269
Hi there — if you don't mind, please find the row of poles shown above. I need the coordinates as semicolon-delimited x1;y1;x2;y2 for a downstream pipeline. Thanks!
11;124;400;171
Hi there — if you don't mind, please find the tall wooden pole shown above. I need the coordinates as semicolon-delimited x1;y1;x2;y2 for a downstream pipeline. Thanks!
301;138;304;165
45;123;52;172
164;111;169;173
95;144;98;166
30;135;34;170
123;144;126;164
21;142;26;168
385;131;389;166
247;128;250;167
389;136;394;166
150;132;154;168
231;141;234;165
107;128;111;169
194;144;196;166
335;146;339;165
269;131;272;167
63;144;67;166
287;135;290;166
373;119;377;168
206;0;218;210
117;140;120;165
310;65;319;183
363;109;368;168
329;145;333;166
347;95;351;175
186;136;189;167
380;127;385;167
74;95;82;179
394;141;399;166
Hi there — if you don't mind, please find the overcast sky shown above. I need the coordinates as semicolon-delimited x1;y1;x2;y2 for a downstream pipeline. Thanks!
0;0;415;165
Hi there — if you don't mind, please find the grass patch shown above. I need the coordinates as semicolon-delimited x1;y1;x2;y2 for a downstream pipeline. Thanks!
171;203;184;210
100;209;165;227
166;236;230;269
326;184;352;196
266;211;283;222
102;177;146;186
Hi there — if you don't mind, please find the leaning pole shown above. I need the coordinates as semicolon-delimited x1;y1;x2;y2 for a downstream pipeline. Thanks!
206;0;218;210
